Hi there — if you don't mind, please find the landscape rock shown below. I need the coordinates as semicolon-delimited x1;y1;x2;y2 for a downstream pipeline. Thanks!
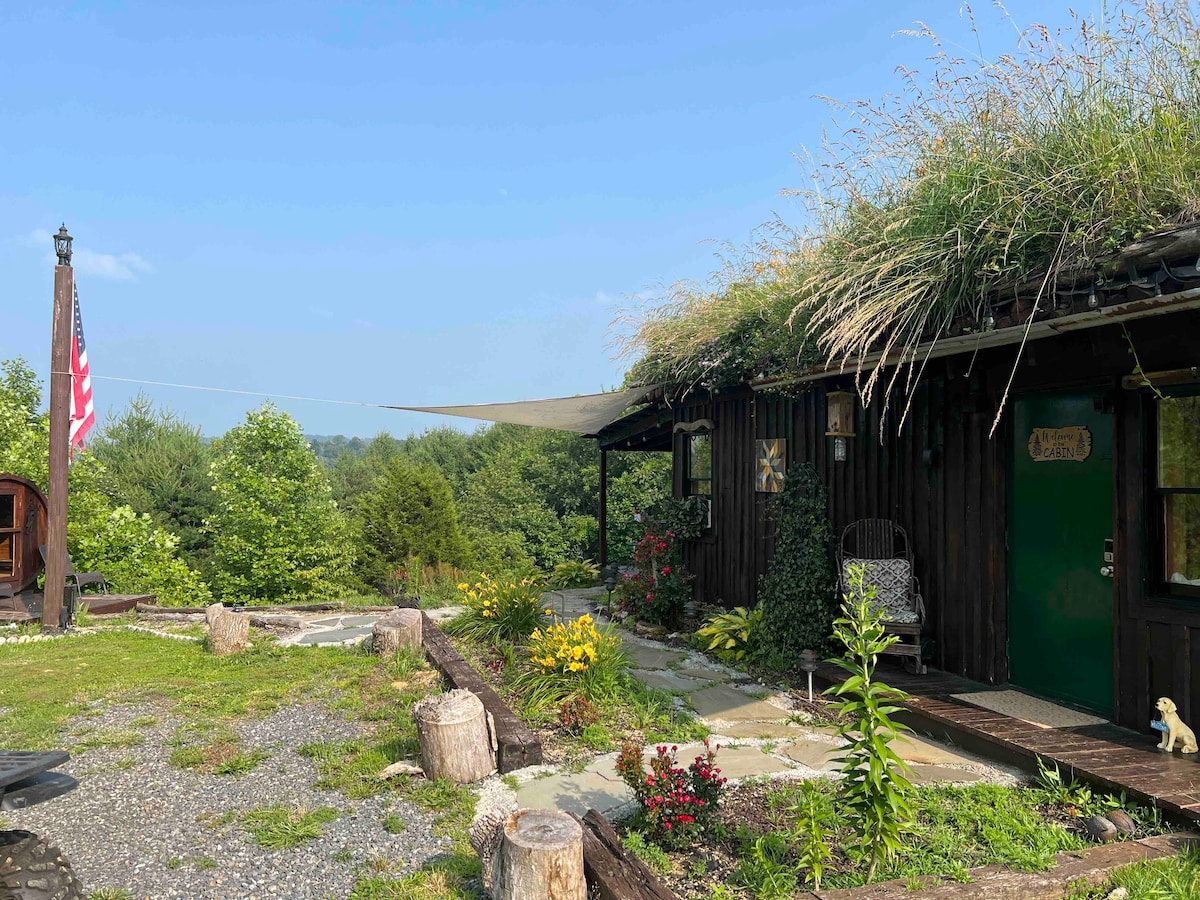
1084;814;1118;843
378;760;424;779
1106;808;1137;835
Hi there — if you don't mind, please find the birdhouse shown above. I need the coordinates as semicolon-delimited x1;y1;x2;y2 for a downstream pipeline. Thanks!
0;475;49;594
826;391;856;437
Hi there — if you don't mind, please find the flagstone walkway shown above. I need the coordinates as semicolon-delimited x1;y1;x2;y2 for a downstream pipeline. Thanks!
509;588;1016;818
275;590;1017;816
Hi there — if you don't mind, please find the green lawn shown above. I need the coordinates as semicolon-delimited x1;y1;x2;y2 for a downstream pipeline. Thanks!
0;629;378;750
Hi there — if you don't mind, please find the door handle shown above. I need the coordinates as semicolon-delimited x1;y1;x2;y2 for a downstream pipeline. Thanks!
1100;565;1115;578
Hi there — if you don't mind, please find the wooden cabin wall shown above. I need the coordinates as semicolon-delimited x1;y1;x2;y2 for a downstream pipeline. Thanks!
673;308;1200;720
675;375;1008;685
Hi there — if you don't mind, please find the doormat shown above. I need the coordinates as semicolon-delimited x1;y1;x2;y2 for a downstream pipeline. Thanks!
950;690;1108;729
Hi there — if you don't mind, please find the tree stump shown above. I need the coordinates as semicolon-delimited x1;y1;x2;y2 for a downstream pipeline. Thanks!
205;602;250;656
373;607;422;656
413;688;495;783
496;809;586;900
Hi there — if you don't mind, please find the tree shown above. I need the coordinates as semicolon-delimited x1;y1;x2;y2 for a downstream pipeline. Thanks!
606;451;672;566
206;404;353;603
0;358;211;606
353;456;472;585
89;393;216;568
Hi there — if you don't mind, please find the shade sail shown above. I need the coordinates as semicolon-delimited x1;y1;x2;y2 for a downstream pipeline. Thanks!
386;386;657;435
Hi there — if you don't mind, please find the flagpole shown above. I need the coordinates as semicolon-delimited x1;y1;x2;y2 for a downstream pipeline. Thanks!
43;225;74;632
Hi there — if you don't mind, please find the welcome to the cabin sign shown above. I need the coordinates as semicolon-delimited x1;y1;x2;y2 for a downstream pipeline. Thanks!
1028;426;1093;462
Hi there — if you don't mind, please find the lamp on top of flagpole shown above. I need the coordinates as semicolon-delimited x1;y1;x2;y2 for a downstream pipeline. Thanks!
43;224;73;632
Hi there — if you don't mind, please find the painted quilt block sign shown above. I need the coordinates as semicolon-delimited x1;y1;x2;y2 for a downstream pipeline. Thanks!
756;438;786;492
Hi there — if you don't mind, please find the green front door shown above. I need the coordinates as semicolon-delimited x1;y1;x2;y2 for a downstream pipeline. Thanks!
1009;390;1115;715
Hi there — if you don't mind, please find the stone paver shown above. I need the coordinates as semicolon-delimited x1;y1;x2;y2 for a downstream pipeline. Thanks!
719;722;809;739
907;763;986;785
622;642;687;670
778;737;842;772
675;667;731;683
895;733;984;767
514;768;629;818
710;744;794;779
688;683;789;723
631;668;709;693
309;615;379;628
291;626;373;645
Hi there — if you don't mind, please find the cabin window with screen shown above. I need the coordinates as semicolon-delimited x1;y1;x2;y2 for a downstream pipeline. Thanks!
686;433;712;529
1157;393;1200;598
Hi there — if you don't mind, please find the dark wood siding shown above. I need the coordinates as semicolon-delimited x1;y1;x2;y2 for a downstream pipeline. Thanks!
671;308;1200;729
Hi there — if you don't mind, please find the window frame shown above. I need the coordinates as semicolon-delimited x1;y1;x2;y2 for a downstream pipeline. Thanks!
0;492;17;578
1150;387;1200;600
685;431;713;531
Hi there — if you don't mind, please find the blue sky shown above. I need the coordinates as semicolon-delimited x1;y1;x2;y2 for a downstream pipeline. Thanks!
1;0;1087;439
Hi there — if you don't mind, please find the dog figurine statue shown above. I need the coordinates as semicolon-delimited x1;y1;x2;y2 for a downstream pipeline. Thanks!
1156;697;1198;753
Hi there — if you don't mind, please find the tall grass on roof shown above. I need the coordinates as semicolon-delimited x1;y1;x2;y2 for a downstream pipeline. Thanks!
624;1;1200;411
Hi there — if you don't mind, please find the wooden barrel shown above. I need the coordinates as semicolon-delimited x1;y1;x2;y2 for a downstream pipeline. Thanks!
0;475;49;594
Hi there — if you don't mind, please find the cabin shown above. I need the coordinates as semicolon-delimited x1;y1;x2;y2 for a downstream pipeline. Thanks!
0;474;48;595
597;225;1200;733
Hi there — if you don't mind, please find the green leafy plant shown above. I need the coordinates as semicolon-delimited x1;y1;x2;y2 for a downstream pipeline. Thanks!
695;605;764;662
735;831;798;900
621;830;671;875
789;780;836;891
615;526;692;625
826;563;914;883
445;574;550;644
548;558;600;589
206;404;353;603
647;496;709;541
515;614;627;708
615;739;727;849
757;464;837;664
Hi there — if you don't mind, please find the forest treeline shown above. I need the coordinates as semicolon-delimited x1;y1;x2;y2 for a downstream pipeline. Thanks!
0;357;669;605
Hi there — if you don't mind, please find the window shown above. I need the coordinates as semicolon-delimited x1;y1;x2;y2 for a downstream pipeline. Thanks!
1155;393;1200;598
0;495;14;577
686;433;712;529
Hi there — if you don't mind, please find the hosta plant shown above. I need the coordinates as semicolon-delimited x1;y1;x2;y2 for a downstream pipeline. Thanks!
695;605;764;662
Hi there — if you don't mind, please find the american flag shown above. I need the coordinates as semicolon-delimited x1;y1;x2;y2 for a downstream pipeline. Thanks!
69;285;95;452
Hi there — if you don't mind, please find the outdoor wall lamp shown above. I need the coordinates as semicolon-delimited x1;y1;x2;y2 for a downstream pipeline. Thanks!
826;390;855;463
53;225;72;266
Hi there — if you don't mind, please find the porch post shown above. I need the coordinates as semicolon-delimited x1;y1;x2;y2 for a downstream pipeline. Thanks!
43;226;73;632
598;447;608;569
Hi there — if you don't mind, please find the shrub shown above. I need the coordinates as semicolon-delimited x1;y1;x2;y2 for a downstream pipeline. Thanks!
517;614;627;705
646;497;708;541
826;563;914;883
557;696;601;733
445;574;549;644
72;506;213;607
758;464;837;664
548;559;600;590
695;605;764;662
615;527;692;625
205;404;353;603
351;456;472;587
616;739;727;848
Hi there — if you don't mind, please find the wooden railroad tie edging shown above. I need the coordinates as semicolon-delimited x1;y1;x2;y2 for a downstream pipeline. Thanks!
570;809;679;900
419;611;543;774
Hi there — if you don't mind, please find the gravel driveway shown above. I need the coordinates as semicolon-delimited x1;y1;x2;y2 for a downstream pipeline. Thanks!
6;701;449;899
